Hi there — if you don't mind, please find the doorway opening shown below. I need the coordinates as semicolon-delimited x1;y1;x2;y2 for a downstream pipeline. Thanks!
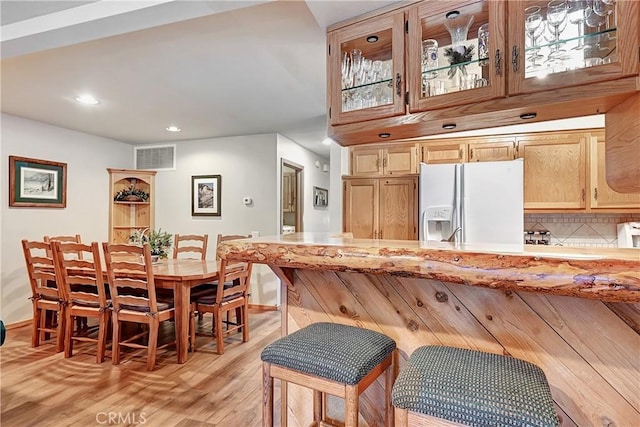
281;160;303;234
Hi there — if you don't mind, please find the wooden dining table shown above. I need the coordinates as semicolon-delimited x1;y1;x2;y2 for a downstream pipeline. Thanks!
151;258;219;363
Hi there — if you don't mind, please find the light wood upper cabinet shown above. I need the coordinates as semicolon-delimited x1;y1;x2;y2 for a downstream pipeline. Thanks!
327;11;405;126
468;138;515;162
588;131;640;209
516;132;586;210
407;0;507;112
343;176;417;240
421;141;466;164
508;1;639;96
350;144;418;176
108;168;156;244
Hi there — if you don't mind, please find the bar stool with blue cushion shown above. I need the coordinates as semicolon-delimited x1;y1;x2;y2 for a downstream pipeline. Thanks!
392;345;559;427
261;322;396;427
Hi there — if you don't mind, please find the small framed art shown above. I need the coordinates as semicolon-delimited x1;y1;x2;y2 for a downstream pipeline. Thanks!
192;174;221;216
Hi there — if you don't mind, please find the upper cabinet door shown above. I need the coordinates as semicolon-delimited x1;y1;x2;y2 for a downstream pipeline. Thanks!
327;12;406;126
508;0;639;95
408;0;507;112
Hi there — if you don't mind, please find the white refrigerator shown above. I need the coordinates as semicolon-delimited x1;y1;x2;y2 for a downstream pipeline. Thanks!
419;159;524;245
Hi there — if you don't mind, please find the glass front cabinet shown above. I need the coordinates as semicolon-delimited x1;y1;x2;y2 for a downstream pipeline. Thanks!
327;12;406;125
508;0;639;95
407;0;507;112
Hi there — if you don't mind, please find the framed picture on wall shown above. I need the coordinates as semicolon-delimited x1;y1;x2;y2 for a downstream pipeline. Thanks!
9;156;67;208
313;186;328;208
191;174;221;216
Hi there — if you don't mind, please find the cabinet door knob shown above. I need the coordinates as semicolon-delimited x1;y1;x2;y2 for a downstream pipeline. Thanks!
470;148;474;160
396;73;402;96
495;49;502;76
511;46;519;72
594;188;598;200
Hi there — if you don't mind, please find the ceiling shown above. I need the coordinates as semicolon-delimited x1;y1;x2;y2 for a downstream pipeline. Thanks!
0;0;409;158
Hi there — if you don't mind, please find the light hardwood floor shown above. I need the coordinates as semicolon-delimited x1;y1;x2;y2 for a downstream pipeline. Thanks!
1;309;281;427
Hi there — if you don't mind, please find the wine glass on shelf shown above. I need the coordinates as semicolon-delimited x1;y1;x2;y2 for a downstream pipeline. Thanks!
592;0;615;40
568;0;589;50
525;6;544;69
546;0;569;61
585;5;608;55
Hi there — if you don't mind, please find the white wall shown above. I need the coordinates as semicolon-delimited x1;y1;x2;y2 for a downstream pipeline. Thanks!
329;143;349;233
150;133;281;307
1;113;132;324
277;134;330;233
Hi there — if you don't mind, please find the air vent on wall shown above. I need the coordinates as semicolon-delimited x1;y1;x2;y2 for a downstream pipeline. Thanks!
134;144;176;170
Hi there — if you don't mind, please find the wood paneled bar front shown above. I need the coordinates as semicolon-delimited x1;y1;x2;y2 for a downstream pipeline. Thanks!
218;233;640;426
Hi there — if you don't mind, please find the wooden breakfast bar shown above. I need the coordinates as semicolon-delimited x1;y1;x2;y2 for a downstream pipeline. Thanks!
218;233;640;426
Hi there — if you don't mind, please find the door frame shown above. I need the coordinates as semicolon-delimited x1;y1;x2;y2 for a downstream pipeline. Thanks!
281;159;303;233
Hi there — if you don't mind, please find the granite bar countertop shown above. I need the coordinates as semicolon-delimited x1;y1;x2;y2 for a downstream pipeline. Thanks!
217;232;640;303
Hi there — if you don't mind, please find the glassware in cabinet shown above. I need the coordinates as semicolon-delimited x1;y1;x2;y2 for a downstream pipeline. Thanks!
407;0;506;112
327;11;405;125
508;0;639;95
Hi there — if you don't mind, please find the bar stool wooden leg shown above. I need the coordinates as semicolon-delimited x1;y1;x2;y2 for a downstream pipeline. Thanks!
262;362;273;427
395;407;408;427
385;353;395;427
345;384;358;427
313;390;323;423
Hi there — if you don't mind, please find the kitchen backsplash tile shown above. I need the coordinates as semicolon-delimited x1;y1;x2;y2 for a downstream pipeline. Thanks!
524;213;640;248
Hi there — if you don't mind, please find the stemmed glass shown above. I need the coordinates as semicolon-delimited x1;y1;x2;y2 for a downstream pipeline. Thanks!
585;5;608;55
525;6;544;69
546;0;569;61
593;0;615;40
568;0;589;50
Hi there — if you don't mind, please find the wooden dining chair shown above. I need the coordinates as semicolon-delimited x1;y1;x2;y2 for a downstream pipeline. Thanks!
190;234;252;354
44;234;83;259
52;241;111;363
45;234;88;330
102;242;175;370
173;234;208;260
21;240;66;352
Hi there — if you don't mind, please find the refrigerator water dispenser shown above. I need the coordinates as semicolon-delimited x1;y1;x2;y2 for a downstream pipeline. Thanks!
423;205;454;241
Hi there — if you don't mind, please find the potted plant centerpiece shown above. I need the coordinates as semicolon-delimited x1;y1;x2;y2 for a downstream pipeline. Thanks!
129;228;173;260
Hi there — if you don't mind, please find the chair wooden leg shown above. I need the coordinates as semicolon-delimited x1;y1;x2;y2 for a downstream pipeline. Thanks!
189;307;196;352
241;303;249;343
55;309;65;353
39;309;48;343
112;318;121;365
96;311;109;363
262;362;273;427
215;309;225;355
344;384;358;427
147;319;159;371
32;306;41;347
65;312;74;358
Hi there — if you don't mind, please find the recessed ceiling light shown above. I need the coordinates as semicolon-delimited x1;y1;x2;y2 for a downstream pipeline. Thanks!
366;35;379;43
322;138;334;146
378;132;391;138
442;123;457;130
74;94;99;105
165;126;181;132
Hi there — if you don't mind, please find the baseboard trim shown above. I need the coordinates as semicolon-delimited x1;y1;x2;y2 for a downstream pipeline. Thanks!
5;319;31;330
248;304;280;312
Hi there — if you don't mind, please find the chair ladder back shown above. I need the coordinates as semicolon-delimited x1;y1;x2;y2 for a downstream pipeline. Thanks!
173;234;208;260
103;242;160;314
44;234;83;260
22;240;64;302
217;259;252;302
53;241;108;308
